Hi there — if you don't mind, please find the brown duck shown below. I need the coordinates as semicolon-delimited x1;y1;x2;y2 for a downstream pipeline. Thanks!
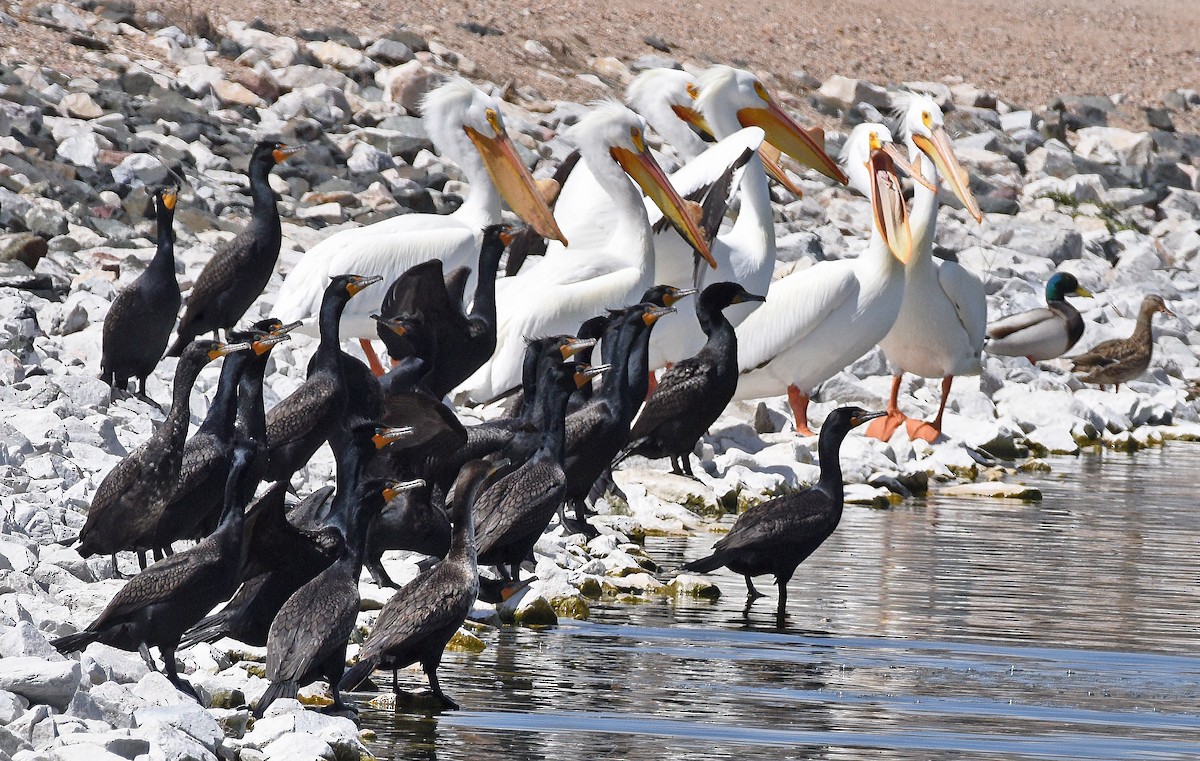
1070;295;1174;390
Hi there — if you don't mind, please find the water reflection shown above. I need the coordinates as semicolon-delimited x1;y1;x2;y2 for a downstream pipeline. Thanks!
361;444;1200;760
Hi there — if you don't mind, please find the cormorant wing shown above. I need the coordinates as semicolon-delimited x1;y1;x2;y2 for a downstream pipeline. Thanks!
713;490;834;555
629;358;710;439
264;375;338;450
267;574;358;682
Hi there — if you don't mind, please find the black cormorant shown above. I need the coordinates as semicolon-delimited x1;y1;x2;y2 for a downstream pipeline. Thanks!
55;441;260;697
77;339;249;571
622;282;764;477
680;406;884;618
254;477;422;717
340;460;492;709
264;274;381;483
167;141;298;355
100;186;181;404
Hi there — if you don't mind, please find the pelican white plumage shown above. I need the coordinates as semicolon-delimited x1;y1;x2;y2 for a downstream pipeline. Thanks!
271;78;564;373
642;65;848;372
625;68;710;164
733;123;921;435
458;102;714;402
869;93;986;443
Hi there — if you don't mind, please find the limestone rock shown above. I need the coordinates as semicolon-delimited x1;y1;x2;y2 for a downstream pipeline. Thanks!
0;656;81;709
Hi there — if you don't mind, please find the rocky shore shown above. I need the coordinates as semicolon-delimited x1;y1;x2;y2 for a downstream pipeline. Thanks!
1;4;1200;760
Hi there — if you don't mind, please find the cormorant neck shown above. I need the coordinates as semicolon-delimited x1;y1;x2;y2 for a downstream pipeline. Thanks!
816;424;850;498
618;325;653;412
249;158;279;223
470;239;504;323
448;491;476;562
149;207;177;278
316;290;350;365
538;376;572;461
236;356;269;444
697;295;734;339
164;354;208;445
199;352;245;436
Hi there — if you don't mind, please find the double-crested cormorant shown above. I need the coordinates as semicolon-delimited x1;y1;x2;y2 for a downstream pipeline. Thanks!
264;274;381;483
376;224;510;394
565;316;610;414
78;339;249;571
55;441;260;697
181;421;408;649
1070;294;1174;390
680;406;884;618
340;461;493;709
623;282;764;476
154;326;279;551
255;477;421;717
986;273;1093;362
562;304;672;532
167;141;299;356
100;186;181;404
474;359;589;579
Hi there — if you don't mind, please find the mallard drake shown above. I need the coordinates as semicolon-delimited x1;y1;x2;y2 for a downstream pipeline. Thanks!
985;272;1092;361
1070;294;1174;390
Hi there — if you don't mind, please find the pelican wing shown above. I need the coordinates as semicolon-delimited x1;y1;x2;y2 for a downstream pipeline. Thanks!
936;260;988;353
736;264;858;373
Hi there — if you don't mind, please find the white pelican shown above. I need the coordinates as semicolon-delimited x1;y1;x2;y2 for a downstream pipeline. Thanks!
625;68;710;164
643;65;848;372
271;78;564;374
733;123;921;435
459;101;714;401
869;93;985;443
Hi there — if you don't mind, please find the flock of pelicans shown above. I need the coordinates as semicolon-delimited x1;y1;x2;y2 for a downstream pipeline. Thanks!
48;66;1175;716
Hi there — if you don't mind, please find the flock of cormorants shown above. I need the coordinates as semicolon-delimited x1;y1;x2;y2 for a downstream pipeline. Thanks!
49;68;1174;718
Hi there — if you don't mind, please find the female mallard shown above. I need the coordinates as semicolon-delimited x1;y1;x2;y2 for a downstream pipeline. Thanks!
1070;294;1174;390
985;272;1092;361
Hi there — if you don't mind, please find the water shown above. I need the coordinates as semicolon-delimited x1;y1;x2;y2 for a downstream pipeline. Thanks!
359;443;1200;759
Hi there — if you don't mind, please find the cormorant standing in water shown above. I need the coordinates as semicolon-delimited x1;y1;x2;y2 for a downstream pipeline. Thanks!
340;460;493;709
680;406;884;618
254;477;422;717
100;186;181;404
54;441;260;698
77;339;250;572
622;282;764;476
167;140;299;355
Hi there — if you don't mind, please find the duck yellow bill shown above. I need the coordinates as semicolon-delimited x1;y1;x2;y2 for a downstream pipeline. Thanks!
868;140;913;264
912;127;983;222
737;101;848;185
611;146;716;269
465;125;568;245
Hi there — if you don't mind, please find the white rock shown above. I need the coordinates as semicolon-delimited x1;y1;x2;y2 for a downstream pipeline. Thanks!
110;154;169;187
0;656;81;709
818;75;890;109
262;731;334;760
1074;126;1153;166
380;60;439;112
56;132;110;169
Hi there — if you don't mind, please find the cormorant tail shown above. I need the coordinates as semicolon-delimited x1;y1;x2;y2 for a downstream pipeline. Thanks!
52;630;98;653
680;553;726;574
179;611;229;650
253;680;297;718
339;656;380;693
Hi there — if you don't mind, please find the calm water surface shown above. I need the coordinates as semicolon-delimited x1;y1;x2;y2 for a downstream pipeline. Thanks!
359;443;1200;759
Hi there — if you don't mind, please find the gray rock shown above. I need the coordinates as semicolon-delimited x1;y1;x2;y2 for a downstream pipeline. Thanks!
0;689;29;724
366;38;414;65
82;643;150;684
0;621;61;660
346;142;393;174
134;703;223;753
816;75;890;110
110;154;169;188
1074;126;1154;166
56;132;109;169
380;60;439;113
0;657;81;709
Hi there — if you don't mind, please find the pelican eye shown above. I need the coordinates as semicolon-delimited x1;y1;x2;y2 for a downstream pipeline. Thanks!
753;81;769;102
685;82;699;100
921;111;933;129
485;108;502;134
868;132;881;151
630;127;645;153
